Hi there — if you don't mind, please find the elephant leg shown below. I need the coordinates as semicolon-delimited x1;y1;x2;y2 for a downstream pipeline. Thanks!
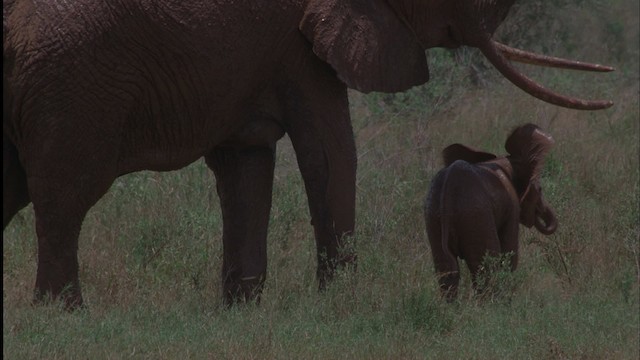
499;217;520;272
284;77;357;290
3;138;31;229
458;214;502;297
206;146;275;306
426;212;460;302
27;162;115;310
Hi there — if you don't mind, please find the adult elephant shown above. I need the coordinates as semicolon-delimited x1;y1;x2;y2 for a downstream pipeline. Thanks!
3;0;612;309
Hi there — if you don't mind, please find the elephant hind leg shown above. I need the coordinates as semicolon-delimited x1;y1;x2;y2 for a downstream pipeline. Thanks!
466;247;507;300
435;262;461;303
3;139;31;229
31;170;117;309
426;209;460;302
457;216;503;298
27;149;117;310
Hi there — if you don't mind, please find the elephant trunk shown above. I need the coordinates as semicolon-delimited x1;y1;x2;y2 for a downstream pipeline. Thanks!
534;201;558;235
477;38;614;110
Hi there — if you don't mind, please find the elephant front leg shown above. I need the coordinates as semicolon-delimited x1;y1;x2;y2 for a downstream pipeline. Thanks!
296;154;357;290
285;86;357;290
206;146;276;306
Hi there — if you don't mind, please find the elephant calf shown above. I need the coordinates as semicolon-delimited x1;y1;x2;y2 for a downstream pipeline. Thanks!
424;123;557;301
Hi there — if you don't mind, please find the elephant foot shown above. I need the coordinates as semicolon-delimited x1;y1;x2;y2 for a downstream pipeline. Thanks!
34;259;83;310
223;276;265;307
33;286;83;311
437;271;460;303
441;288;458;303
317;252;358;291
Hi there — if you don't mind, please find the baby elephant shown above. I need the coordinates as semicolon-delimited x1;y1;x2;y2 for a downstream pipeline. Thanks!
424;123;557;301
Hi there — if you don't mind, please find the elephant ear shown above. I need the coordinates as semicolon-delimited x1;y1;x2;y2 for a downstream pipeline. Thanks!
300;0;429;93
442;143;497;167
505;123;555;227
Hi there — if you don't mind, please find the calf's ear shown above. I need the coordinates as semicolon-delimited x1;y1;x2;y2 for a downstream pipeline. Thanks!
300;0;429;93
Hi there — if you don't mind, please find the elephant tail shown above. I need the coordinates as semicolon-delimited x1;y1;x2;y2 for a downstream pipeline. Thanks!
438;161;463;268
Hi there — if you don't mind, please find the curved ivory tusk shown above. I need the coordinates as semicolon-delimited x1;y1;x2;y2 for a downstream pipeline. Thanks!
494;41;615;72
478;39;614;110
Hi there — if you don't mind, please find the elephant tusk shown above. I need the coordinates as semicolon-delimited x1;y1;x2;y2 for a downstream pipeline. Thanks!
478;39;614;110
494;41;615;72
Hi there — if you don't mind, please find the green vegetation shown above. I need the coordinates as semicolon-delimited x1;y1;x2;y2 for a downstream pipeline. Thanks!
4;1;638;358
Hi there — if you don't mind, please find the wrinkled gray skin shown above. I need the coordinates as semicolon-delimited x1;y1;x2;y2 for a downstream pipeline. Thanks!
424;124;557;302
4;0;608;309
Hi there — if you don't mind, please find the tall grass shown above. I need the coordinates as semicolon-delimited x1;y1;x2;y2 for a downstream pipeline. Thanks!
4;1;639;358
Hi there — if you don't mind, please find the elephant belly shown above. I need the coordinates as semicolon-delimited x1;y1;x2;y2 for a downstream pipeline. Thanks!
116;94;286;174
218;118;286;149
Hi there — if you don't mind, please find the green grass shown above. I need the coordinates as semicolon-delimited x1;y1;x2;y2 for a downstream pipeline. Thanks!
4;1;639;358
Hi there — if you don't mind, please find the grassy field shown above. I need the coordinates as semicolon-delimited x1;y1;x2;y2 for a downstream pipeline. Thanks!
3;1;639;359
